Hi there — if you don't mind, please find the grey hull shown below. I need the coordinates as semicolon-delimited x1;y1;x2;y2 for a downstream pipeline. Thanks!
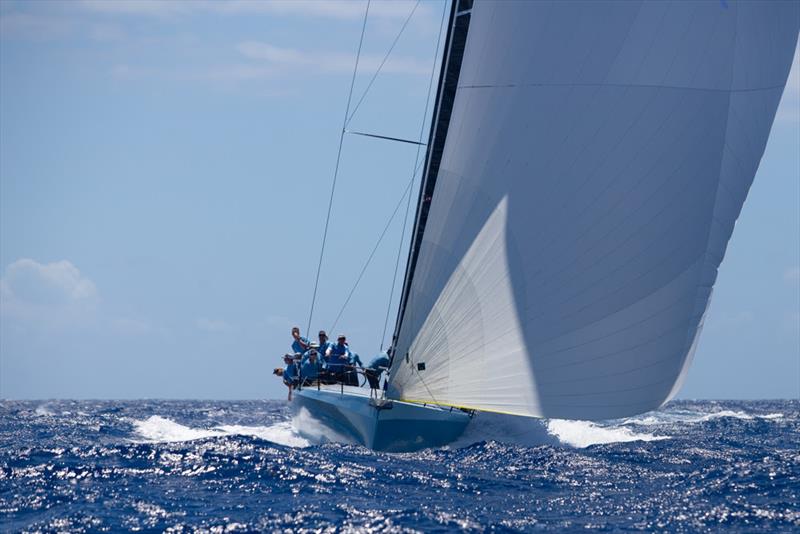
293;385;471;452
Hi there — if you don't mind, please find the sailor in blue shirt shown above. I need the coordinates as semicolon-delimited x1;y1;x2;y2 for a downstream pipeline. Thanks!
301;349;322;385
291;326;310;356
274;353;299;401
349;352;364;368
316;330;333;366
365;353;390;394
327;334;352;376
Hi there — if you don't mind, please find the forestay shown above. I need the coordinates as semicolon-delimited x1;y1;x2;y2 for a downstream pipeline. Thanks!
389;0;799;420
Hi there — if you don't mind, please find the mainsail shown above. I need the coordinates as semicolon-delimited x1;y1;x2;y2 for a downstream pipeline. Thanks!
388;0;799;420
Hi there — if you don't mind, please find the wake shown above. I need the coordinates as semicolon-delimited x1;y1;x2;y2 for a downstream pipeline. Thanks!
130;405;784;451
456;412;668;449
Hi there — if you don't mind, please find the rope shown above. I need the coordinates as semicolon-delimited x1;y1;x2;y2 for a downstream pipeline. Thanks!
379;0;449;352
413;361;443;409
306;0;371;336
345;0;421;127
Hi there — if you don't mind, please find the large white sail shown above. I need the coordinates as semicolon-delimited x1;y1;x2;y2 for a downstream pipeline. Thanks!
389;0;799;420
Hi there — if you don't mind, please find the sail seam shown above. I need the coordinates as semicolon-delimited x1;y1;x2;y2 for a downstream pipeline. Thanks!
458;82;786;93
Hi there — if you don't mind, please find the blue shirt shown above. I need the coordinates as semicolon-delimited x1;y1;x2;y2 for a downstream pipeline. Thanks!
368;354;390;371
283;362;298;384
291;337;310;355
301;359;321;382
317;341;333;363
301;350;326;370
349;353;364;367
327;343;351;372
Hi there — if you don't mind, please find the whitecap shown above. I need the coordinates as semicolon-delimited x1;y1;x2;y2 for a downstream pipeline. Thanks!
132;416;311;448
452;412;559;448
34;404;56;417
217;423;310;448
545;419;669;448
290;407;355;446
620;409;785;426
133;416;223;443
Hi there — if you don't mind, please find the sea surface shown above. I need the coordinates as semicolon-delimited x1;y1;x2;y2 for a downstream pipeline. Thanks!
0;399;797;533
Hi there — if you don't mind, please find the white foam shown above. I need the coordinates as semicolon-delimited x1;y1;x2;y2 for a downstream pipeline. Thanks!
34;405;55;417
694;410;754;422
217;423;310;448
452;412;559;448
134;416;224;442
290;407;355;446
450;412;665;449
621;410;785;426
546;419;669;448
132;416;311;448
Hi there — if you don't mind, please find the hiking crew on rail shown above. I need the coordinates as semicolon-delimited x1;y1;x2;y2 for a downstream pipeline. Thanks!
273;326;389;401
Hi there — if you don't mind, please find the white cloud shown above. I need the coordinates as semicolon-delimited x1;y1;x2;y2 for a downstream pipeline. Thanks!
0;259;98;325
0;259;170;338
196;318;235;333
2;259;97;304
236;41;430;75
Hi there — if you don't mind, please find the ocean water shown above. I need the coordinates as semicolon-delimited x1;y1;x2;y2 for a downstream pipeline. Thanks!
1;400;797;533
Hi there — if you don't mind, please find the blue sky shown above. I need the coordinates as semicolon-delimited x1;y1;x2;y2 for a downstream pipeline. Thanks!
1;0;798;401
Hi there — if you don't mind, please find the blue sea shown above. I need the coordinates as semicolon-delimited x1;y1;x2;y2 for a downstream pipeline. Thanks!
1;400;797;533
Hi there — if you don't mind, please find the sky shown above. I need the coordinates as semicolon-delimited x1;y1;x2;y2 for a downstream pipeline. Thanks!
0;0;798;401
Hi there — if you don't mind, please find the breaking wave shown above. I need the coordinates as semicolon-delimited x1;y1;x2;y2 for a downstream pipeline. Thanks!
459;405;786;449
133;415;310;448
621;408;785;426
546;419;669;448
455;411;667;448
290;407;356;446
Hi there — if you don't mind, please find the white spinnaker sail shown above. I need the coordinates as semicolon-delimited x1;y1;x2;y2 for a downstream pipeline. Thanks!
389;0;799;420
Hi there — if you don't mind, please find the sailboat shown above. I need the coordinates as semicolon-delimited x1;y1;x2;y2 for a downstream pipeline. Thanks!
294;0;800;452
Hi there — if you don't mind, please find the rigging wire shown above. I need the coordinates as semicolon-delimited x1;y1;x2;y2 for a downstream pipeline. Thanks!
328;160;423;334
345;0;421;127
305;0;371;337
345;129;427;146
379;0;449;352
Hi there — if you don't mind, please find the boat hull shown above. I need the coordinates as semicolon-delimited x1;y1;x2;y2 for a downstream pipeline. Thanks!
293;385;471;452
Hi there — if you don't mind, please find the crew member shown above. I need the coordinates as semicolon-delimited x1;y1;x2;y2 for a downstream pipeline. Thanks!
291;326;310;355
365;352;390;396
327;334;352;382
301;349;322;386
349;352;364;368
317;330;333;365
274;353;299;401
